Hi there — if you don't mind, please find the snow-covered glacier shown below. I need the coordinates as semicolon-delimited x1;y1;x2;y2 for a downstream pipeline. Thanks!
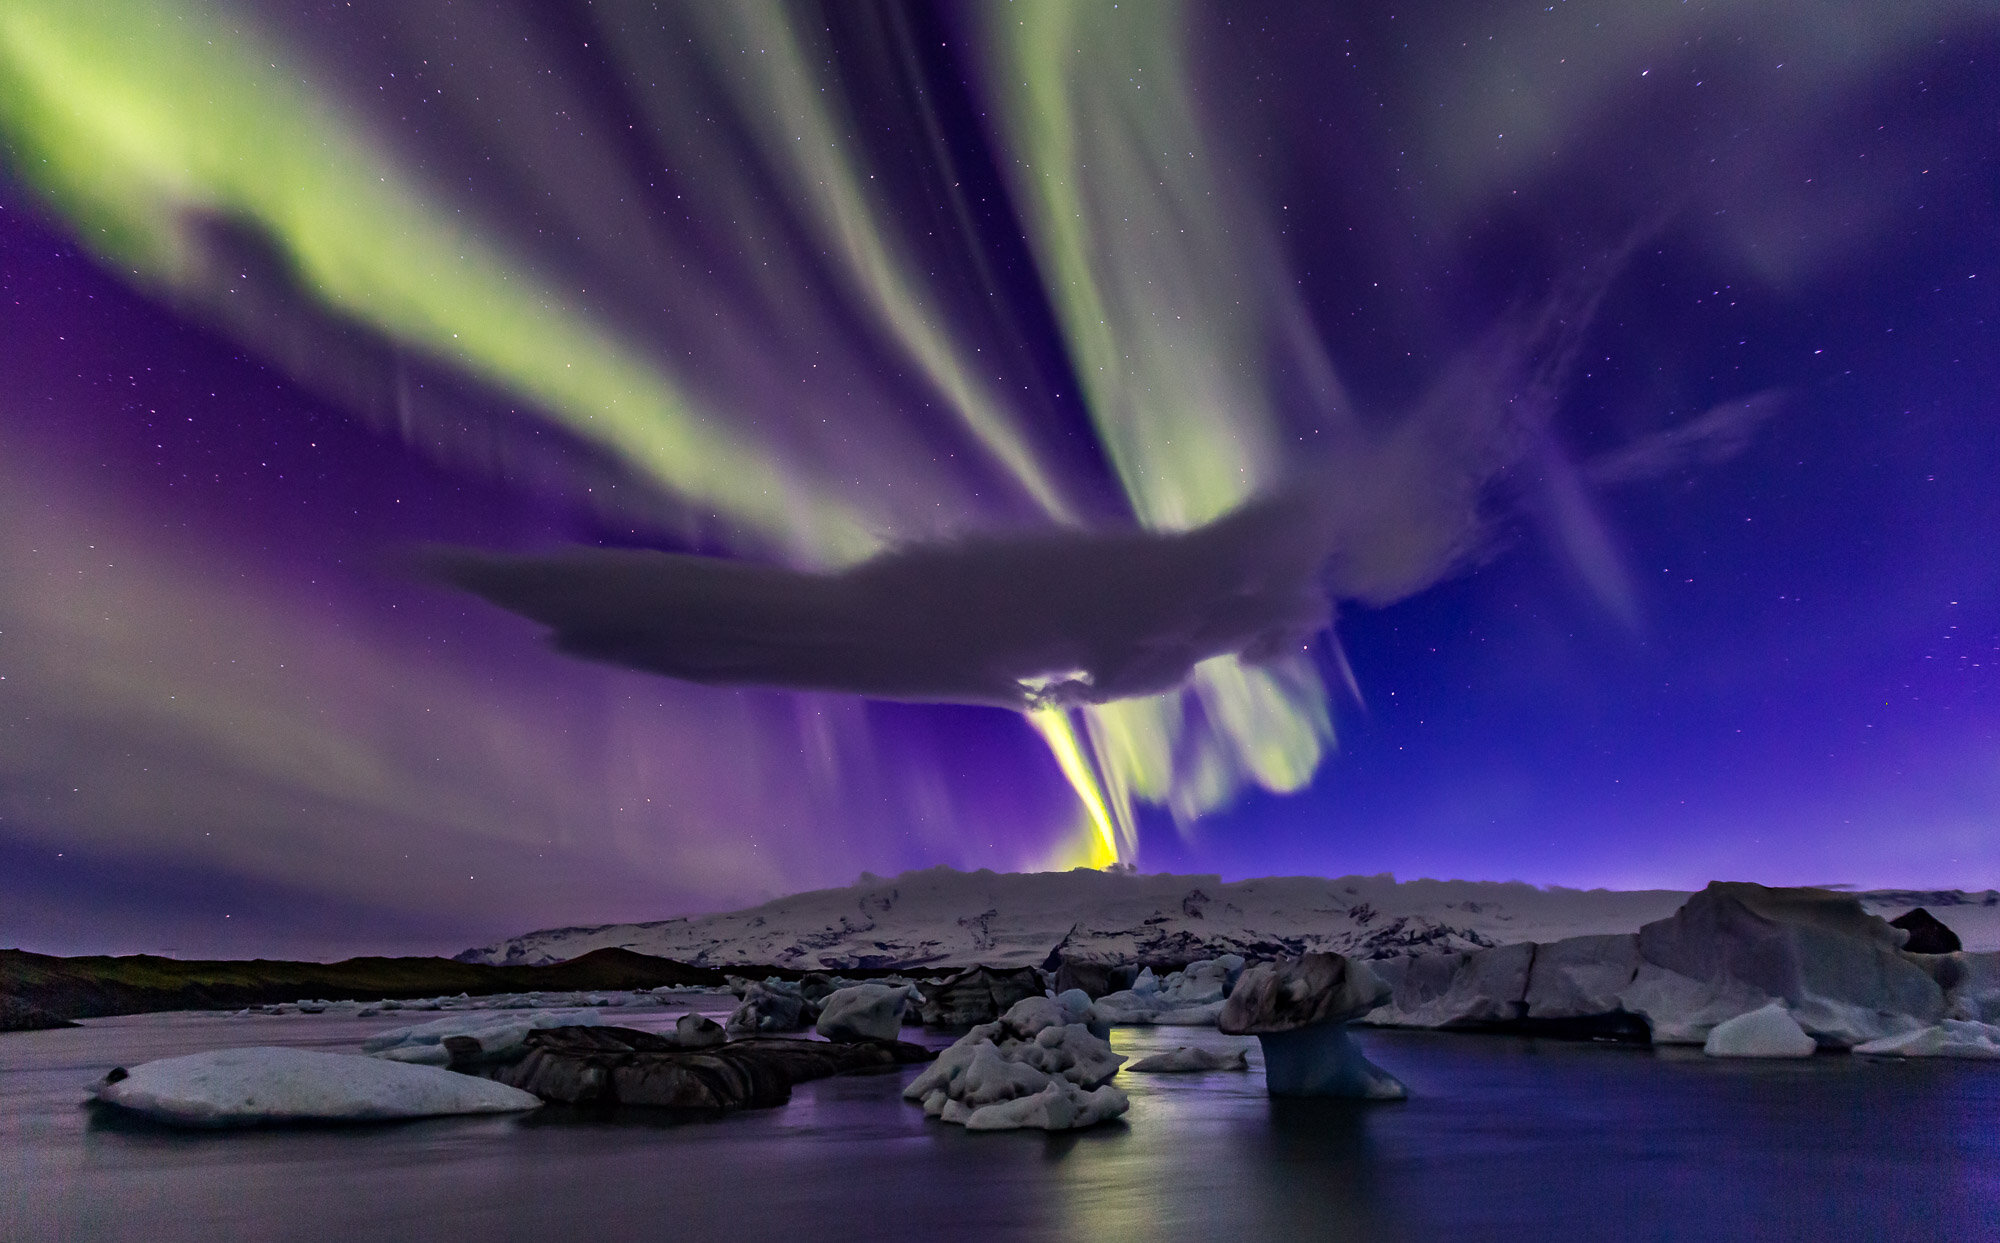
458;867;2000;972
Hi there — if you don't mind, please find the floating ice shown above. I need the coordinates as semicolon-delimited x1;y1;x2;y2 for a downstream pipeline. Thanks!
815;983;909;1043
903;995;1127;1130
1853;1019;2000;1059
1126;1045;1249;1073
1702;1002;1818;1058
90;1046;541;1127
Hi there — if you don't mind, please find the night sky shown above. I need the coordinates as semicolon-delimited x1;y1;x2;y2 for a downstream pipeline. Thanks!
2;1;1996;959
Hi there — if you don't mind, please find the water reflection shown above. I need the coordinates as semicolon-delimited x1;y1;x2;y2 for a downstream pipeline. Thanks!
5;1015;1999;1242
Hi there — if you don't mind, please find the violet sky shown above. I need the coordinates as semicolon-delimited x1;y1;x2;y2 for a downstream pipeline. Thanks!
1;1;1996;958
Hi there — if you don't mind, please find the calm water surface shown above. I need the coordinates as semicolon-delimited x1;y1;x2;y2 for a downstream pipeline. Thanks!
3;1005;1995;1242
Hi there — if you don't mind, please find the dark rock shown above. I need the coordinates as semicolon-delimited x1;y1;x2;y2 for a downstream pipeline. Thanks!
1220;953;1392;1035
482;1026;933;1111
1052;959;1120;1000
0;946;723;1024
1890;908;1963;955
917;966;1046;1027
1;995;79;1032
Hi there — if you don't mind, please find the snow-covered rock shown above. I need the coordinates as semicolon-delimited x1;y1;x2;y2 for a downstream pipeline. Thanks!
903;996;1127;1130
90;1047;542;1126
815;983;908;1043
1853;1019;2000;1059
1702;1002;1817;1058
1127;1045;1249;1073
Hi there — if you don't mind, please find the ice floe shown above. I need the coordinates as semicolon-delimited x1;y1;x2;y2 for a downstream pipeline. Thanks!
1853;1019;2000;1059
90;1046;541;1126
1126;1046;1249;1073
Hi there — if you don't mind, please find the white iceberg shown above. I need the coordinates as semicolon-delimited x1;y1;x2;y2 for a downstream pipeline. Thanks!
1853;1019;2000;1059
1703;1002;1818;1058
814;983;908;1043
903;995;1127;1130
1084;956;1245;1026
90;1046;542;1127
963;1080;1128;1131
1126;1045;1249;1073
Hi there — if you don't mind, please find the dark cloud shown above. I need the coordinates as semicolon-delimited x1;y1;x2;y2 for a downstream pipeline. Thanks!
420;490;1342;711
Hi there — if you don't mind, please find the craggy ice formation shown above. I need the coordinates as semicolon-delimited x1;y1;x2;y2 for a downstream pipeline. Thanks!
1090;955;1247;1026
903;991;1128;1131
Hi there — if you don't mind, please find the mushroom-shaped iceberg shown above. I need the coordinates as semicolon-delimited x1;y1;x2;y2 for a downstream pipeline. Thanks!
1220;953;1405;1099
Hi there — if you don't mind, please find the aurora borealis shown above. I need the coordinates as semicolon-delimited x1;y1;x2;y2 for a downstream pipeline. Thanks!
2;1;1996;957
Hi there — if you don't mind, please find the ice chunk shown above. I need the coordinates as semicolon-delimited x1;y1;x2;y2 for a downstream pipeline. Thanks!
725;980;812;1035
903;1002;1124;1129
1853;1018;2000;1059
1126;1045;1249;1073
1703;1001;1817;1058
815;983;909;1043
962;1080;1129;1132
90;1047;541;1127
674;1012;726;1049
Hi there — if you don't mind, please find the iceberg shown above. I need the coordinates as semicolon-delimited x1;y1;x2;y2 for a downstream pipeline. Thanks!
1702;1002;1818;1058
1220;953;1404;1099
815;983;909;1043
1126;1045;1249;1073
725;979;813;1035
1853;1019;2000;1059
90;1047;541;1127
903;995;1127;1130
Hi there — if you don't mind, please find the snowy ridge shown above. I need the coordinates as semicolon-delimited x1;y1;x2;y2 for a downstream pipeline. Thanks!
459;869;2000;970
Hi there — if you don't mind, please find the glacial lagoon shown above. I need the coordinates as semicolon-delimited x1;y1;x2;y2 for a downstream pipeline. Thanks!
5;1006;1997;1242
